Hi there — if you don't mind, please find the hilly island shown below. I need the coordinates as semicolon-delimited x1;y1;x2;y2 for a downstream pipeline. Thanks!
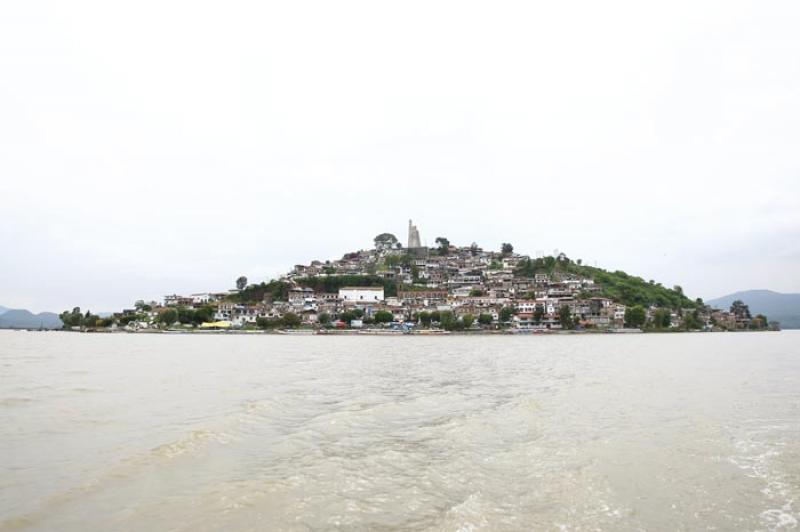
55;221;775;334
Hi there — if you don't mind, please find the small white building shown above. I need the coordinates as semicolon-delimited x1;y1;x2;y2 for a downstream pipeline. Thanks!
190;293;214;305
163;294;182;307
339;286;384;303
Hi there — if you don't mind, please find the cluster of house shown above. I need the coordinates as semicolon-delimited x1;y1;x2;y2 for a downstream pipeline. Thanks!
114;223;764;332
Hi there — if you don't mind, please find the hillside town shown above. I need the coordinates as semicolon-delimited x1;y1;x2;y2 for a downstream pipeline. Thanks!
61;221;775;333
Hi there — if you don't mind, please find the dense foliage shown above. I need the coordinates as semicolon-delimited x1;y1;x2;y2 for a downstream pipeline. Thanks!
59;307;102;329
235;280;291;303
514;255;695;309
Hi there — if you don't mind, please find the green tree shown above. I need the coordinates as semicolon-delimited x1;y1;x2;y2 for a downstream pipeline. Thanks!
374;310;393;323
159;309;178;327
236;276;248;290
236;280;292;303
318;312;331;326
256;316;281;329
439;311;463;331
750;314;768;330
730;300;752;319
462;314;475;329
513;258;535;278
652;308;671;329
558;305;573;329
501;243;514;256
683;310;703;330
373;233;398;250
478;313;493;326
82;310;100;328
430;310;441;324
435;237;450;256
281;312;301;328
417;311;432;327
624;305;646;328
59;307;83;328
533;304;544;324
340;311;357;324
499;306;514;323
193;306;215;324
177;307;194;325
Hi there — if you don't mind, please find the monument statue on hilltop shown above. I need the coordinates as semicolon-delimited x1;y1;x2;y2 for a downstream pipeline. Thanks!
407;220;422;249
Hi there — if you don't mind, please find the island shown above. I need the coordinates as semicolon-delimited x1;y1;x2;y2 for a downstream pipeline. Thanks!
58;221;777;334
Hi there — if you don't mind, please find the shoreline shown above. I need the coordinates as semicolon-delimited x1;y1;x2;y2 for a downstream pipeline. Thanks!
4;328;783;335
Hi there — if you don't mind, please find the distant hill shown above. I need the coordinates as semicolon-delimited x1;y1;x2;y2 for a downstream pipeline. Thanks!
0;309;62;329
0;305;8;315
706;290;800;329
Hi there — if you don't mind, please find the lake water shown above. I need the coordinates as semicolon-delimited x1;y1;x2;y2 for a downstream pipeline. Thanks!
1;330;799;531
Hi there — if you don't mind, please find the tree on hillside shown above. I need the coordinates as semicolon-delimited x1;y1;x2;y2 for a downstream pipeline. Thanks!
236;276;248;290
435;237;450;256
318;313;331;326
730;300;752;319
373;233;398;251
559;305;574;330
499;306;515;323
478;313;493;326
624;305;646;328
501;243;514;256
514;258;535;278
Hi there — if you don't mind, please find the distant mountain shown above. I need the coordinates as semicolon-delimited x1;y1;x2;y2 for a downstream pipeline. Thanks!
0;309;62;330
706;290;800;329
0;305;8;315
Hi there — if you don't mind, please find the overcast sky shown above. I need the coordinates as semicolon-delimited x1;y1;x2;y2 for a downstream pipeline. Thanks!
1;0;799;313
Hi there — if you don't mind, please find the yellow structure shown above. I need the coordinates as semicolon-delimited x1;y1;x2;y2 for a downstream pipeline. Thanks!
199;321;232;329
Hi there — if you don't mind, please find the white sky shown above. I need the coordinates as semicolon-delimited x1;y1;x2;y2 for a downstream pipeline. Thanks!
1;0;799;312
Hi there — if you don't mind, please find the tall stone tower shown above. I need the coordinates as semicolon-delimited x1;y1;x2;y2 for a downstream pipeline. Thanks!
407;219;421;248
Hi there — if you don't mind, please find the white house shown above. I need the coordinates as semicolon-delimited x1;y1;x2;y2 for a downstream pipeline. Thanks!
190;293;213;305
339;286;385;303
